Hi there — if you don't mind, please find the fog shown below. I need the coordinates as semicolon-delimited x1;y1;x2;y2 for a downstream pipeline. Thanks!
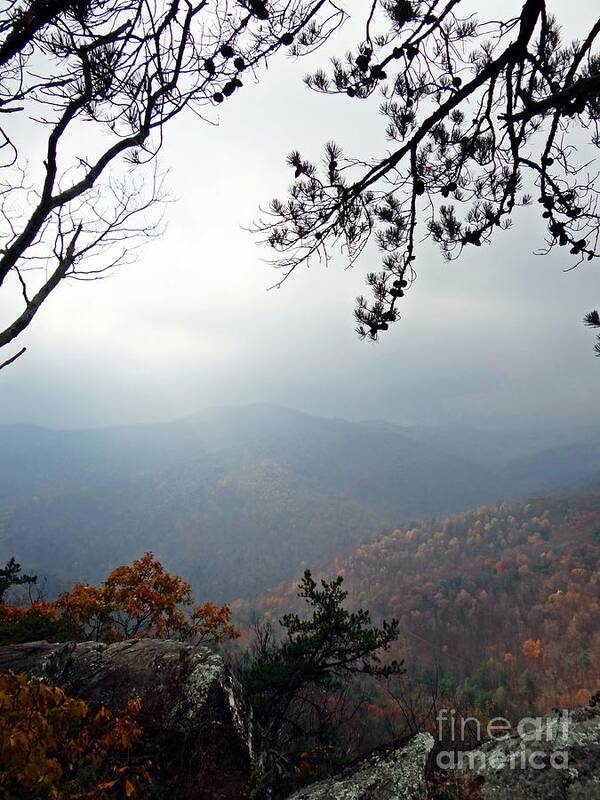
0;0;598;431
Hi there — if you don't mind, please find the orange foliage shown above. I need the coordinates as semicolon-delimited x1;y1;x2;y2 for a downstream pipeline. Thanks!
56;583;107;639
189;602;241;644
0;672;150;799
522;638;543;660
0;600;59;624
58;553;240;644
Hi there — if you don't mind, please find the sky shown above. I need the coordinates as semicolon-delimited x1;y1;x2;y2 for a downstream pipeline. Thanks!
0;0;599;431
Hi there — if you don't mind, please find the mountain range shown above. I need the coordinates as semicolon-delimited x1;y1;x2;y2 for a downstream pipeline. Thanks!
1;404;599;601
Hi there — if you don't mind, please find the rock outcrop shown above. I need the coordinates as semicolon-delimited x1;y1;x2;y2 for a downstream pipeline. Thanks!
3;639;600;800
285;732;434;800
461;705;600;800
0;639;252;800
284;704;600;800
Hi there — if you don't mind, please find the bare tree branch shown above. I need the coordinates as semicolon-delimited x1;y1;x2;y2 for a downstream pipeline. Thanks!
0;345;25;371
0;0;346;365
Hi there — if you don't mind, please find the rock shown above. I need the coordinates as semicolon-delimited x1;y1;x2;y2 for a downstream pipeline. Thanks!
285;732;434;800
443;705;600;800
0;639;252;800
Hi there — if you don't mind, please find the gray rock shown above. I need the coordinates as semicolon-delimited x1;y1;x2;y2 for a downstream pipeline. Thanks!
0;639;252;800
447;706;600;800
285;732;434;800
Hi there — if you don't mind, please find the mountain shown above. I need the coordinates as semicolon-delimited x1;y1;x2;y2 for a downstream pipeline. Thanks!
362;419;600;470
503;435;600;492
1;405;599;602
0;405;501;601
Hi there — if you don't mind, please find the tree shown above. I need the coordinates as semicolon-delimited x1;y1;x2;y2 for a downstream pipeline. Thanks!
239;570;403;794
0;0;345;370
584;309;600;355
257;0;600;346
0;553;239;646
58;552;240;643
0;557;36;602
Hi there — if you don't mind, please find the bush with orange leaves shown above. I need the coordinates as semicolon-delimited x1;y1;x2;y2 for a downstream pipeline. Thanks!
0;671;151;800
0;601;79;647
0;601;60;625
188;601;240;643
58;552;240;644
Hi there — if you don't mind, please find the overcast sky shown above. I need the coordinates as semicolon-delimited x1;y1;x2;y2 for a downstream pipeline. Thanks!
0;0;599;431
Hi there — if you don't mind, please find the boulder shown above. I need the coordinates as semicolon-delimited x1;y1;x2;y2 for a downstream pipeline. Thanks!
465;705;600;800
285;732;434;800
0;639;253;800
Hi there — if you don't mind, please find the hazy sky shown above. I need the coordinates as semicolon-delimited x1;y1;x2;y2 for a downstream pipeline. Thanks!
1;0;599;431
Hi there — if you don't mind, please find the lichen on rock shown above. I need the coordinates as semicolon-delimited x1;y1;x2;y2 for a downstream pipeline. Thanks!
0;639;253;800
450;705;600;800
181;651;224;714
285;732;434;799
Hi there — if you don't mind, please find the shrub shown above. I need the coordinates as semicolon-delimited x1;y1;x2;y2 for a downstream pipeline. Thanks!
58;552;241;644
0;672;151;799
0;602;76;646
0;552;241;647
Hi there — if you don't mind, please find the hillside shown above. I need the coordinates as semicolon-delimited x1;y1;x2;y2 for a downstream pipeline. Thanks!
254;486;600;713
1;405;599;602
392;423;600;471
0;405;504;601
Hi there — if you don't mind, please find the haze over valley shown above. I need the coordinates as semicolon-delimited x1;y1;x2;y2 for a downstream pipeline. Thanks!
2;404;599;602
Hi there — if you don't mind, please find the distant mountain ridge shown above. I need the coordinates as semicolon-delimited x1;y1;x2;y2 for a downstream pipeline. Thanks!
362;418;600;468
0;404;599;601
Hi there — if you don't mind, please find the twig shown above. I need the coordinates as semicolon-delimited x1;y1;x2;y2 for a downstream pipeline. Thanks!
0;346;26;371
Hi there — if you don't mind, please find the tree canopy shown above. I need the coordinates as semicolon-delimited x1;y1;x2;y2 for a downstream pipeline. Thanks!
257;0;600;346
0;552;240;645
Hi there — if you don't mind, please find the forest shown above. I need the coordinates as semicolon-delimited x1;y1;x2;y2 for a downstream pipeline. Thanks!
1;0;600;797
3;485;600;797
252;487;600;732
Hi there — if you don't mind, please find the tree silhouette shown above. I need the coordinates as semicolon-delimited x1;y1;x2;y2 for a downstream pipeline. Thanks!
0;557;36;602
584;309;600;355
240;569;402;793
257;0;600;346
0;0;345;369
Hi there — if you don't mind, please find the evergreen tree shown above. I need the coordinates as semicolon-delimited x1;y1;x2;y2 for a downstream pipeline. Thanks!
0;558;36;602
240;570;403;795
257;0;600;348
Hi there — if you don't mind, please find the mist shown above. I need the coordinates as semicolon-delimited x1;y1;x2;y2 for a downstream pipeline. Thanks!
0;0;598;432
